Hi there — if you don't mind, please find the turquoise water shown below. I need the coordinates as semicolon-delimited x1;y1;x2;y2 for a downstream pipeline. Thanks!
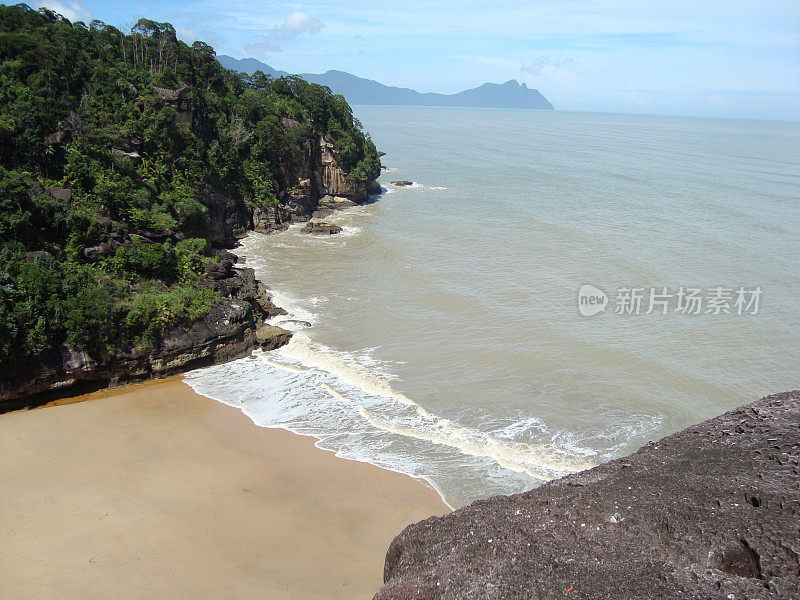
186;108;800;508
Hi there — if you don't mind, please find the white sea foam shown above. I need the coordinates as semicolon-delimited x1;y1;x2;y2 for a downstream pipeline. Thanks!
264;290;318;326
188;203;614;507
384;181;447;191
186;328;603;507
338;225;362;237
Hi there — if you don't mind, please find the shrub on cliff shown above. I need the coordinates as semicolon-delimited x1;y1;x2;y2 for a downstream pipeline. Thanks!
0;4;379;366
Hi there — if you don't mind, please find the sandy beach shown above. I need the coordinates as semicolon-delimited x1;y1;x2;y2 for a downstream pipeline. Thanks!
0;377;447;600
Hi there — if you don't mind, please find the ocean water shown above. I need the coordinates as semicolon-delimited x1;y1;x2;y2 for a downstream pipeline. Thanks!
186;108;800;508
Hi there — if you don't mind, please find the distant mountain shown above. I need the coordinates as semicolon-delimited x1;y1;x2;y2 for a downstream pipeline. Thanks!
218;55;554;110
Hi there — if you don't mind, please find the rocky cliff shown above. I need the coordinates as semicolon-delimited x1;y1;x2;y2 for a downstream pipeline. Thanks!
0;255;290;412
0;9;383;411
374;391;800;600
214;118;381;244
0;126;379;411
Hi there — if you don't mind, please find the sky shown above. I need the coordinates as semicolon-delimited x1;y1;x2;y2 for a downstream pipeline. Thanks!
32;0;800;120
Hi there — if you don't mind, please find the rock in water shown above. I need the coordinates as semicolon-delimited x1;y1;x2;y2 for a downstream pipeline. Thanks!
391;180;413;187
255;325;292;350
374;391;800;600
304;221;343;235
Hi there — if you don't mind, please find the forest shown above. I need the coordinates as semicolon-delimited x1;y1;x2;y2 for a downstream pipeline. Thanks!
0;4;381;366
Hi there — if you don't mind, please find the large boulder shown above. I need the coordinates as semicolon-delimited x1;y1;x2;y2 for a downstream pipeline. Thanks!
23;250;53;263
82;240;120;261
304;221;342;235
374;391;800;600
255;325;292;350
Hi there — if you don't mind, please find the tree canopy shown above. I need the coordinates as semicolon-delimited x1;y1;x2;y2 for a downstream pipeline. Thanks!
0;4;380;365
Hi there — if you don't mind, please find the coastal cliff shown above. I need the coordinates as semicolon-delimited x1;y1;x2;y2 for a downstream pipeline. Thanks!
374;391;800;600
0;6;380;410
0;258;287;411
0;115;377;411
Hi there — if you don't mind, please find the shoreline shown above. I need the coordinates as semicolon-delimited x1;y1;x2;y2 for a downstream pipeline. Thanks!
0;376;447;599
184;371;455;511
0;190;386;415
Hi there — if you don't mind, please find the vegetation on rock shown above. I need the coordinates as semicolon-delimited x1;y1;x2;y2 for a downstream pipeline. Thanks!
0;4;379;366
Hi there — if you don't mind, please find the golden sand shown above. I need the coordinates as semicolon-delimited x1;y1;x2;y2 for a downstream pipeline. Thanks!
0;377;447;599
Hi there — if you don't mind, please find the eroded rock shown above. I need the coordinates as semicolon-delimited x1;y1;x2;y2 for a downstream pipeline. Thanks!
304;221;342;235
375;391;800;600
255;325;292;350
0;268;292;411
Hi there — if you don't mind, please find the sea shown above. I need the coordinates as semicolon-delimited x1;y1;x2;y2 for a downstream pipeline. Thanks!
185;107;800;509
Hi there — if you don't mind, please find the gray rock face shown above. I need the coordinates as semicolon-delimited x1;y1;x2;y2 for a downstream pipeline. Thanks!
202;191;250;247
0;268;291;412
374;391;800;600
311;208;335;219
252;205;290;234
255;282;288;319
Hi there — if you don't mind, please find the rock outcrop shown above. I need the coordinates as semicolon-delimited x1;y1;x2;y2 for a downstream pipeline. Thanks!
304;221;342;235
318;136;364;198
0;268;291;412
255;325;293;350
375;391;800;600
154;85;193;124
200;128;379;246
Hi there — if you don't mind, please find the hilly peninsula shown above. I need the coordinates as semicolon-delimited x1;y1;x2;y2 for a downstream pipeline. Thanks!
218;55;555;110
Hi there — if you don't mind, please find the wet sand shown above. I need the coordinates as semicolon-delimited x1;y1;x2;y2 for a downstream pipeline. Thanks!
0;377;447;599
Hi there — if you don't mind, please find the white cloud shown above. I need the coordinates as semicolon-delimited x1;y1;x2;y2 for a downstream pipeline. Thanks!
273;12;323;43
245;12;323;56
37;0;91;22
521;56;584;90
520;56;572;76
175;26;198;44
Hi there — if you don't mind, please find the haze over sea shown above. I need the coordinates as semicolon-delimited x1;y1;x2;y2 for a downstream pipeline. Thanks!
186;107;800;508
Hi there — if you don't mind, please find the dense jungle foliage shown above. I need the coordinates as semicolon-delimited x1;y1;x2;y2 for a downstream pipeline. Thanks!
0;4;381;365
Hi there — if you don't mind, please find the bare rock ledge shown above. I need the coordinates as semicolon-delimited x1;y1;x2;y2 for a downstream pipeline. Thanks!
374;391;800;600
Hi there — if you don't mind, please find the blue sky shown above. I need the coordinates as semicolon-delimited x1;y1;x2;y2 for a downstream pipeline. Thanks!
34;0;800;120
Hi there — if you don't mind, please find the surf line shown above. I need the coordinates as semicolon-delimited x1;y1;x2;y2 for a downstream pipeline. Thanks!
317;381;595;482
